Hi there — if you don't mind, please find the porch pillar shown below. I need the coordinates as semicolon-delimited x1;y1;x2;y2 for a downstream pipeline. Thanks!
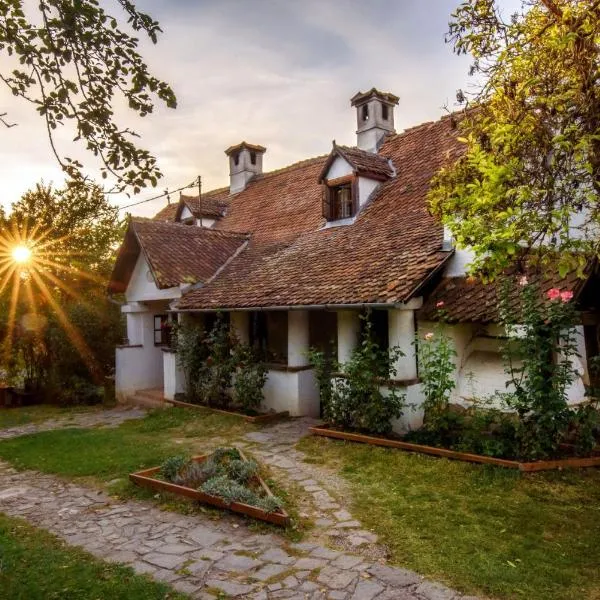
337;310;360;365
288;310;310;367
389;308;418;380
230;311;250;345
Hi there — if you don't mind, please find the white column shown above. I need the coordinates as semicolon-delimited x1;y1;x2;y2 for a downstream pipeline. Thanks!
389;308;417;380
230;311;250;345
337;310;360;365
288;310;310;367
163;350;185;400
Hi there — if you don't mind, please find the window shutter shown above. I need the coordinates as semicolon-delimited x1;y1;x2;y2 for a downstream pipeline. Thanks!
351;177;359;216
322;185;331;220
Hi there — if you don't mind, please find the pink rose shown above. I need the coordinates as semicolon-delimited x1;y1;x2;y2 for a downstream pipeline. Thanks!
436;301;445;308
518;276;528;287
547;288;561;301
560;290;573;303
425;332;434;341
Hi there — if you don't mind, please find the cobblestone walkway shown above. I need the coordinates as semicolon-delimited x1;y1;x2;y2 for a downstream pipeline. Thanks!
0;406;147;440
0;412;477;600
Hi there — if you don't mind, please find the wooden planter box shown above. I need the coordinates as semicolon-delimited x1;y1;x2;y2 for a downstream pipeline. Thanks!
129;450;290;526
309;425;600;472
165;397;289;424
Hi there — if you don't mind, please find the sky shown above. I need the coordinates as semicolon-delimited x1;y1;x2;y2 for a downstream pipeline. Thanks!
0;0;521;218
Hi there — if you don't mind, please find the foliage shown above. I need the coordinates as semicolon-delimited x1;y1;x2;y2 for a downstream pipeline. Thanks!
200;475;260;506
232;344;268;413
0;514;185;599
298;434;600;600
176;318;268;412
499;278;582;458
307;347;338;414
160;455;189;483
415;304;458;436
0;1;177;192
226;458;258;484
310;314;406;435
429;0;600;279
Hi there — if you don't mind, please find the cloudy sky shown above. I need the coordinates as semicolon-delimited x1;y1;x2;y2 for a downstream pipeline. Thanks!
0;0;521;217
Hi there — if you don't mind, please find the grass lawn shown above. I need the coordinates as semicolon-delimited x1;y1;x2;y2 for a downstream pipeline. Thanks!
0;403;106;430
298;436;600;600
0;513;186;599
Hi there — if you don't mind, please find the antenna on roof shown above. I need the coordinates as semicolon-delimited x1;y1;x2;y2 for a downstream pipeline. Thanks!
198;175;202;228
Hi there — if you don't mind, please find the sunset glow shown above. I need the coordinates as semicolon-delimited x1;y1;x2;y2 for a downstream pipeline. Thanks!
11;244;32;264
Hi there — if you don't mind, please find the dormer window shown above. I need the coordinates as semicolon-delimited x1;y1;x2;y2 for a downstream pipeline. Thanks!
322;177;357;221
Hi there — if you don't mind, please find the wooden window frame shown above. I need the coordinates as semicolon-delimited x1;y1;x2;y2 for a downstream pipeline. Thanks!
154;314;172;347
322;176;358;222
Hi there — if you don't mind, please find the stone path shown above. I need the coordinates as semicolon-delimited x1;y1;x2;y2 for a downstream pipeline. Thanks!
0;406;147;440
0;412;477;599
0;462;475;600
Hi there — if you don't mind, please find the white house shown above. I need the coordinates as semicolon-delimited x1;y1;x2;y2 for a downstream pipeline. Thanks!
108;88;600;429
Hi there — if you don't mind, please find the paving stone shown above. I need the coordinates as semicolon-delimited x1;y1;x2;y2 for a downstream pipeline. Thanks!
215;553;262;572
349;580;384;600
328;592;348;600
300;581;320;592
311;546;342;560
157;542;197;554
415;581;458;600
172;580;201;594
315;518;335;527
333;510;353;522
205;579;254;597
186;560;211;577
331;555;363;570
186;525;225;547
268;583;283;591
132;561;157;575
367;564;421;587
334;521;361;529
144;552;187;570
253;563;289;581
283;575;300;588
317;567;358;590
294;557;328;570
259;547;295;565
244;432;273;443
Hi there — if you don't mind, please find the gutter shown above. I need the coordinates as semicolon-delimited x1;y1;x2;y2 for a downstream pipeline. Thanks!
174;302;414;314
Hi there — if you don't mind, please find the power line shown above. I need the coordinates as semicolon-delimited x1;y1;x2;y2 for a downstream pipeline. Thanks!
117;178;198;211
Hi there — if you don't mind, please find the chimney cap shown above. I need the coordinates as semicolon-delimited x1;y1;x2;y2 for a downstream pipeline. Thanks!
225;141;267;156
350;88;399;107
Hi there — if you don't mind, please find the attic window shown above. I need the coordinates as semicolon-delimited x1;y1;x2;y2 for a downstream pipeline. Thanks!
322;179;357;221
382;104;389;120
250;151;257;165
362;105;369;122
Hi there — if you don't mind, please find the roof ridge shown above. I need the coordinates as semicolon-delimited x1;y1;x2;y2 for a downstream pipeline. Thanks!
133;218;249;238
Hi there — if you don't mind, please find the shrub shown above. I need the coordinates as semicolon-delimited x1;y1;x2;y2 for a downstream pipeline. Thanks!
257;495;284;513
311;314;406;436
160;455;189;482
232;344;267;413
200;475;260;506
226;458;258;484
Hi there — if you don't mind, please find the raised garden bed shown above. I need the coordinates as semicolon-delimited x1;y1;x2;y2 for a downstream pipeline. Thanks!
129;449;290;526
165;397;289;423
309;425;600;472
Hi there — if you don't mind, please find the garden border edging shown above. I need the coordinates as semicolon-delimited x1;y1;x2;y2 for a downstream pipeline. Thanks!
309;425;600;471
164;397;289;423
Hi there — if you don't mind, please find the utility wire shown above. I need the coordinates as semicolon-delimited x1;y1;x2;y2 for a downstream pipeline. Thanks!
117;179;198;211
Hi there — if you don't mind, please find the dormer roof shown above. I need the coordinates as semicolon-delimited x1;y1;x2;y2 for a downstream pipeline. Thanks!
318;143;394;183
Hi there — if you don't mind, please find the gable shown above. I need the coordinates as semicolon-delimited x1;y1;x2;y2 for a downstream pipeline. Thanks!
126;253;181;303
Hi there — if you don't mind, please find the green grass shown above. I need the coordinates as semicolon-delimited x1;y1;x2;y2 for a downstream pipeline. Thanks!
0;404;104;430
297;436;600;600
0;513;186;599
0;407;251;483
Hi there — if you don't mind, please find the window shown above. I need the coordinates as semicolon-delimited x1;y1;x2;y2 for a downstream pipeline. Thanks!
250;151;257;165
309;311;337;358
249;311;288;363
362;104;369;121
154;314;172;346
381;103;389;120
322;179;357;221
233;152;240;166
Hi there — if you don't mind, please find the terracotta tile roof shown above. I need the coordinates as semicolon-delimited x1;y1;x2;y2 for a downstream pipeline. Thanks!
225;141;266;156
108;219;248;293
319;144;394;182
419;268;589;324
177;115;463;310
153;187;230;222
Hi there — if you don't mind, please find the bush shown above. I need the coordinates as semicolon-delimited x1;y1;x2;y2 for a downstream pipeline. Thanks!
160;455;189;482
311;314;406;436
232;344;267;413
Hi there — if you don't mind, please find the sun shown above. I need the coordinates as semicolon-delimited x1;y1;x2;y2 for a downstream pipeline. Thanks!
12;245;32;264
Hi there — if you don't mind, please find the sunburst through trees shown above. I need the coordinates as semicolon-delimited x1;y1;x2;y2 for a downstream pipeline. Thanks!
0;183;124;402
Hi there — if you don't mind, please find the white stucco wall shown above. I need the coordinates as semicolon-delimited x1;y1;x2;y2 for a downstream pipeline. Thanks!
327;156;352;180
116;343;164;401
357;176;379;207
262;368;319;416
163;350;185;400
444;247;477;277
126;254;181;303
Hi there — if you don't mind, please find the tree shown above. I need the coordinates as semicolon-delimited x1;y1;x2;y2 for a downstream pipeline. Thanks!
429;0;600;279
0;182;124;401
0;1;177;193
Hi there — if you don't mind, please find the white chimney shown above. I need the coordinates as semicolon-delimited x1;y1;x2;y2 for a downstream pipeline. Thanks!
225;142;266;194
350;88;399;152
